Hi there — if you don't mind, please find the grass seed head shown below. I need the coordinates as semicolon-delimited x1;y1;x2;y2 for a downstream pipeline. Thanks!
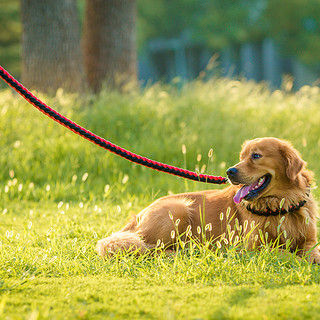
6;230;13;238
306;216;310;225
244;220;248;232
47;228;53;236
82;172;89;182
49;256;57;263
220;162;226;169
186;225;192;237
229;230;235;242
226;207;231;219
122;174;129;184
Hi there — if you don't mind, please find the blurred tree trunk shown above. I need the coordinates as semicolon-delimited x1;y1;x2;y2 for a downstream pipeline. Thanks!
21;0;85;92
83;0;137;92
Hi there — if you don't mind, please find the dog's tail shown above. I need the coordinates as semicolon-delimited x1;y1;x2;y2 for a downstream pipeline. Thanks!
96;231;149;257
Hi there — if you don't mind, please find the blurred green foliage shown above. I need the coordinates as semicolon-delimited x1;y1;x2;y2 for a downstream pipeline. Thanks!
0;0;319;78
137;0;200;48
265;0;320;65
138;0;320;66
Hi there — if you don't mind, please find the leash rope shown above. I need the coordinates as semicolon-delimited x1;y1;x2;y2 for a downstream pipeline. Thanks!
0;65;227;184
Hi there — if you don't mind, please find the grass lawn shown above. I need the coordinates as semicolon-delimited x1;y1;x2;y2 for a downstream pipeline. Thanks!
1;78;320;319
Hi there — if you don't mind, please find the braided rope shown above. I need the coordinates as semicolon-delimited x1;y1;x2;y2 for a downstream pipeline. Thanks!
0;65;227;184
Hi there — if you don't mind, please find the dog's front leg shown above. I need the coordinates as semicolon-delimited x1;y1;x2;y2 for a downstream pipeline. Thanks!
308;246;320;264
298;243;320;264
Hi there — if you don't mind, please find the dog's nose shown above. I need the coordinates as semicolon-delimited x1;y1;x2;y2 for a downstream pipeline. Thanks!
226;167;238;177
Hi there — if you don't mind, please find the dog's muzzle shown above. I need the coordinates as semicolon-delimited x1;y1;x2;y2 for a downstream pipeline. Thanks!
226;167;240;184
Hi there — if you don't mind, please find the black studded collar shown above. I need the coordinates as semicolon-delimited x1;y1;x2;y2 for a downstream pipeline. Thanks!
246;199;307;217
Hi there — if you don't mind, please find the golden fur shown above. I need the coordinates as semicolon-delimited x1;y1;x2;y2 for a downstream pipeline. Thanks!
97;137;320;263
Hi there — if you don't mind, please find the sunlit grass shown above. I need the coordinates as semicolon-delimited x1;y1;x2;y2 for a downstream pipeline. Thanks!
1;78;320;319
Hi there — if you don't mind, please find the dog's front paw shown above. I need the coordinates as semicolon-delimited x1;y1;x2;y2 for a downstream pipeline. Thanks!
310;250;320;264
303;248;320;264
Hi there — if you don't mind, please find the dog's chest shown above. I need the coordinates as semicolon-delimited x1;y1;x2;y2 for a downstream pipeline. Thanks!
244;212;309;249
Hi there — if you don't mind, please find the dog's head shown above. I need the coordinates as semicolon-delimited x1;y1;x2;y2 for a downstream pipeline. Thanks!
227;137;311;204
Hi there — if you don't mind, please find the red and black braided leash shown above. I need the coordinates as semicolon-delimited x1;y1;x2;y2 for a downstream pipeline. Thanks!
0;65;227;184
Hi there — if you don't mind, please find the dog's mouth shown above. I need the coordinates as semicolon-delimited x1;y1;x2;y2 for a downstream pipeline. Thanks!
233;174;272;204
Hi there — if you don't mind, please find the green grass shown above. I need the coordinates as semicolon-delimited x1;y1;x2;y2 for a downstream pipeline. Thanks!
1;78;320;319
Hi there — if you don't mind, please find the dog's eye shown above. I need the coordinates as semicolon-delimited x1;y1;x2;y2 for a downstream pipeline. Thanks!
251;153;262;159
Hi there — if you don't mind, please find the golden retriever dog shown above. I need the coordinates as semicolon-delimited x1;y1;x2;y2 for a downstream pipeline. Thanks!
97;137;320;263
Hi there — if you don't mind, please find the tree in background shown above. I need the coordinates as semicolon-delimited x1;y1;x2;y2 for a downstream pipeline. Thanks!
21;0;85;92
83;0;137;92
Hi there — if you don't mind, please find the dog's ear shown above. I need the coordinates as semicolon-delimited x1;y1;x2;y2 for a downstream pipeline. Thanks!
280;142;306;181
